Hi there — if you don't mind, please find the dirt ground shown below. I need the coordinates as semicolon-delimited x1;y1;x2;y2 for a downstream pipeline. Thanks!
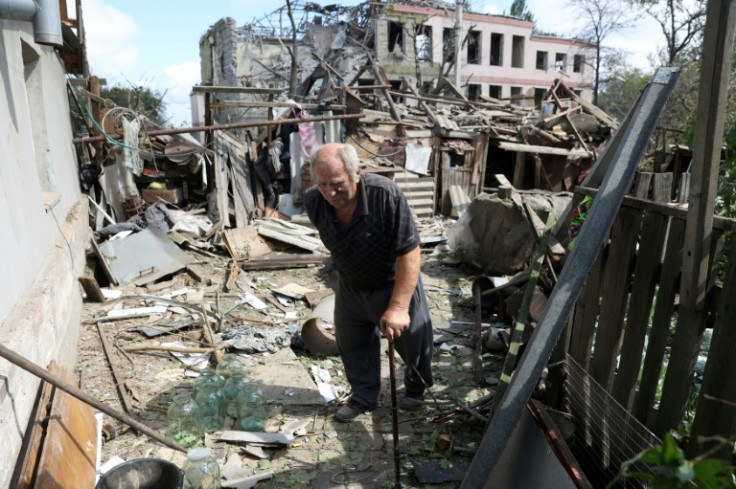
77;240;505;488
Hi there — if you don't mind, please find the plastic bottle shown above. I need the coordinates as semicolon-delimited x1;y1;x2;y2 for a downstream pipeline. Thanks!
194;383;225;432
166;395;203;448
182;447;221;489
236;382;268;431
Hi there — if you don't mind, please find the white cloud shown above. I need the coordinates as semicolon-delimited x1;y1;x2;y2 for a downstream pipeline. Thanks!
157;61;202;126
84;0;140;79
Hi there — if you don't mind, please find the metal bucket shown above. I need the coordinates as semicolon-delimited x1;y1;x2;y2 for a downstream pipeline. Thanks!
96;458;183;489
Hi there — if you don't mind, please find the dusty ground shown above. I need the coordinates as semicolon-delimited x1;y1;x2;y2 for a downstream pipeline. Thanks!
77;240;504;488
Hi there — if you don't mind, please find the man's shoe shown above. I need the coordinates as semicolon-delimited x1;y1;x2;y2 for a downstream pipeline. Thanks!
399;394;425;411
335;400;366;423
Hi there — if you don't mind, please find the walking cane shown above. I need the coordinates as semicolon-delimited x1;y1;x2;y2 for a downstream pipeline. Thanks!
388;339;401;489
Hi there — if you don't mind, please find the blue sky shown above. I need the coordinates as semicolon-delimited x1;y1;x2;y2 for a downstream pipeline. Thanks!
83;0;662;126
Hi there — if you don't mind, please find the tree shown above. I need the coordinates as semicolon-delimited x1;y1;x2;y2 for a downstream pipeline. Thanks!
597;52;651;121
631;0;706;66
567;0;639;106
508;0;534;23
100;84;168;126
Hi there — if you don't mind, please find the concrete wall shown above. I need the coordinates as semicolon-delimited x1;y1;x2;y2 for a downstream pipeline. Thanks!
0;18;89;486
380;4;596;104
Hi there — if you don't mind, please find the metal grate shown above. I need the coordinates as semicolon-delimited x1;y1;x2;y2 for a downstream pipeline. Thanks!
564;355;662;488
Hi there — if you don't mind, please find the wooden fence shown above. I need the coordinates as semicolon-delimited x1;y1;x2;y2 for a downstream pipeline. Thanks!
566;184;736;462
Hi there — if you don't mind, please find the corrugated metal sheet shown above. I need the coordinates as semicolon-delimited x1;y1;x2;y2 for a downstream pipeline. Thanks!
395;171;435;219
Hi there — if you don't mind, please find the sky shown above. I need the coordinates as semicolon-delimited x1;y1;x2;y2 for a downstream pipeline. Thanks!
82;0;665;127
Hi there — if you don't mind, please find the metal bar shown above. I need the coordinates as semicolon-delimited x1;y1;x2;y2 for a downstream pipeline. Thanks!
0;343;186;453
72;113;364;144
459;67;681;489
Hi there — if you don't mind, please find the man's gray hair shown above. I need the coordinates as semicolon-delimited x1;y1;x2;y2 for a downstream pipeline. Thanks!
310;143;360;182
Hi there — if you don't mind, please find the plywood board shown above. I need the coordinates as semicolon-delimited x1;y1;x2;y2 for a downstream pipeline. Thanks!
248;348;325;406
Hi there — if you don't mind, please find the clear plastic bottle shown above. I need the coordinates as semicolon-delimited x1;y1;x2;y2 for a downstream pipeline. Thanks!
166;394;203;448
194;383;225;432
192;368;224;398
182;447;221;489
236;382;268;431
215;353;245;381
223;370;250;418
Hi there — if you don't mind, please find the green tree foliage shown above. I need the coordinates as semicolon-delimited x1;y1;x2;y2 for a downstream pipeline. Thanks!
605;432;736;489
508;0;534;23
99;84;168;126
597;52;651;122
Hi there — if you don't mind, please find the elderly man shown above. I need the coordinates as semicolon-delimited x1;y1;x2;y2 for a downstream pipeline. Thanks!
304;142;434;422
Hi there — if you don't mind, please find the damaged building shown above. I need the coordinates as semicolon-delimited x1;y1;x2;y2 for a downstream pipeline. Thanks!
3;0;736;488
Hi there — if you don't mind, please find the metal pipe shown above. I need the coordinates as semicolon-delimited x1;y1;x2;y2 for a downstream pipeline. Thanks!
72;112;365;144
0;0;62;46
34;0;62;46
0;343;186;453
0;0;35;20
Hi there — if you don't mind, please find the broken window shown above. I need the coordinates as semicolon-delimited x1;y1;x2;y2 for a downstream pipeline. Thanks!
490;33;503;66
489;85;502;99
573;54;584;73
442;27;456;62
534;88;547;106
467;30;481;64
536;50;548;70
468;84;482;100
388;21;404;54
510;86;522;106
555;53;566;72
511;35;524;68
415;24;432;62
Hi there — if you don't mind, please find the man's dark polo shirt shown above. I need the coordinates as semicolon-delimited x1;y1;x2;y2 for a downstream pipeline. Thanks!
304;172;420;290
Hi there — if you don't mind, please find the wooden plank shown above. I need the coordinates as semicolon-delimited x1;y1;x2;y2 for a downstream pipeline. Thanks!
33;366;97;489
223;133;255;227
568;250;604;368
512;151;526;188
632;218;685;426
656;0;736;437
655;229;726;436
498;141;593;158
14;377;54;489
213;132;231;228
192;85;283;95
577;186;736;232
611;211;669;409
239;254;330;270
688;241;736;458
588;207;642;389
652;172;673;203
78;276;104;302
633;172;653;199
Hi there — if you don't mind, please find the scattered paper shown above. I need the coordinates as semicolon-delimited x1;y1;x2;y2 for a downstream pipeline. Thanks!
101;288;123;300
162;341;211;370
241;292;267;310
317;382;337;402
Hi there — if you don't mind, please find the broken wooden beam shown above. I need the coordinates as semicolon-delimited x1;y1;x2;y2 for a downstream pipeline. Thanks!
239;254;330;270
497;141;593;158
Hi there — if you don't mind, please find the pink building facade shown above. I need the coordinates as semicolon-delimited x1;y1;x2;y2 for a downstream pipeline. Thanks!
375;3;596;106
